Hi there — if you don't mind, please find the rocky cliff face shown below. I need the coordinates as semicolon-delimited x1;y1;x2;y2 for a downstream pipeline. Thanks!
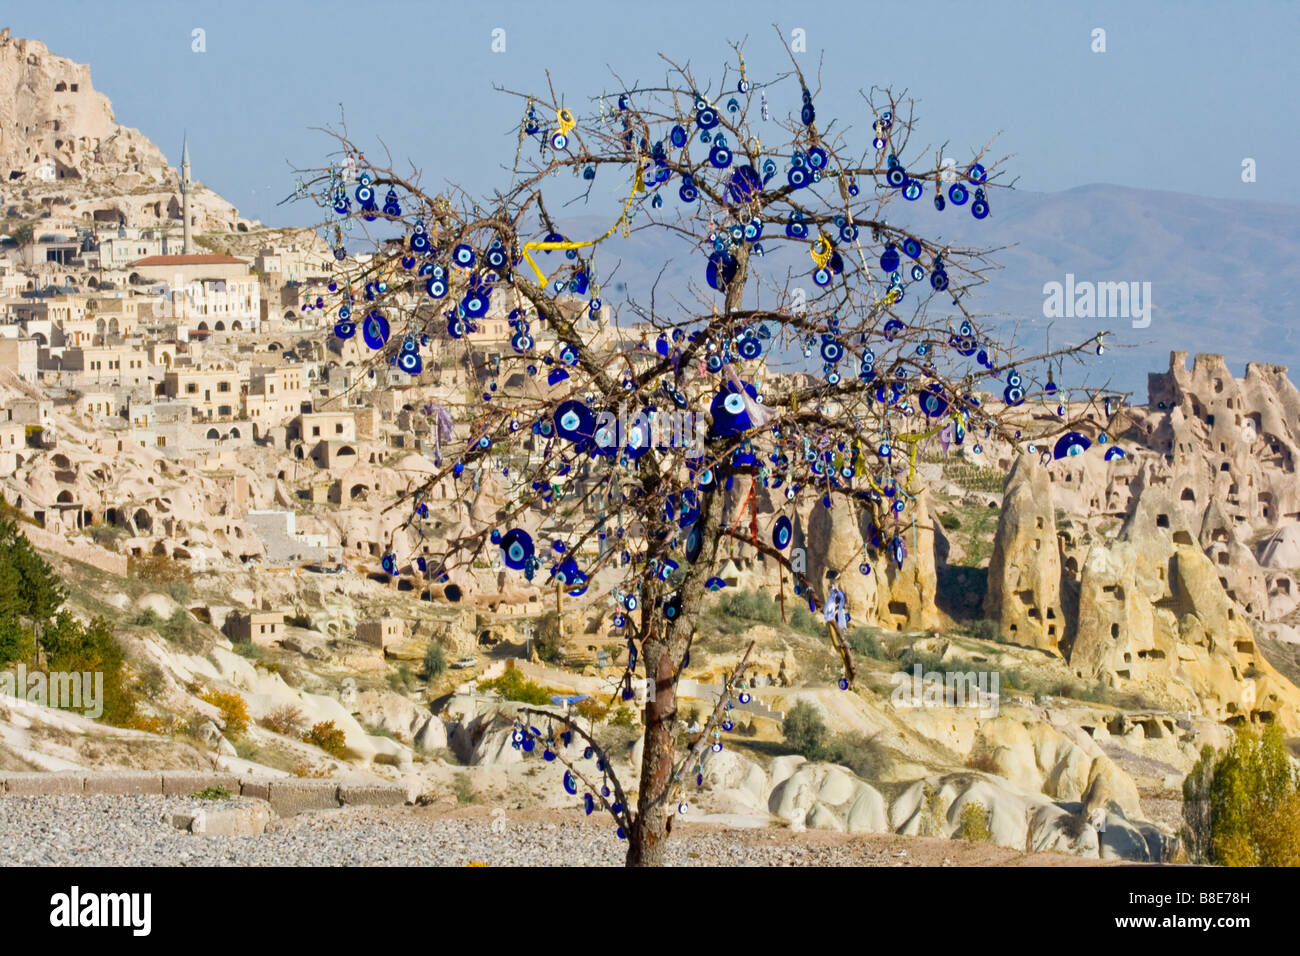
0;29;171;187
0;29;258;236
985;453;1300;733
1143;352;1300;545
978;351;1300;735
1070;485;1300;731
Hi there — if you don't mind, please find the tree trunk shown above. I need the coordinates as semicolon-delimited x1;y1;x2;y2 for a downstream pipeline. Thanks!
626;642;675;866
626;246;748;867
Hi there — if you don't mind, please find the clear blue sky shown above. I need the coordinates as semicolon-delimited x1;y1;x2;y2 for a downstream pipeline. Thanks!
7;0;1297;225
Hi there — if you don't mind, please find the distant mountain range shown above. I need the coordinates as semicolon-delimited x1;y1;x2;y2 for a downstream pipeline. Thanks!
541;183;1300;398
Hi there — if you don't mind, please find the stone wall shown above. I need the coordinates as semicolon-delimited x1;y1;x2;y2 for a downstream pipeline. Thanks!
0;770;411;816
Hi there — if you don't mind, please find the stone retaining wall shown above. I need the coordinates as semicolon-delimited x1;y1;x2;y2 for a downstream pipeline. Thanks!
25;524;130;576
0;771;411;815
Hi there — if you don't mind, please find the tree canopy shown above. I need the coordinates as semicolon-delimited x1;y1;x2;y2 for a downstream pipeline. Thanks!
294;38;1117;865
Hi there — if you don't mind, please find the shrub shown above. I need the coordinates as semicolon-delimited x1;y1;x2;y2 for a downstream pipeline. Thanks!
39;612;138;726
712;590;781;625
782;701;831;758
160;607;195;643
789;605;827;638
423;641;447;679
920;784;948;836
200;689;249;736
939;512;962;531
956;801;993;842
608;705;639;728
969;618;1000;643
125;712;173;734
261;704;306;737
453;772;476;804
575;697;608;722
234;642;264;661
713;590;837;638
134;606;202;651
132;609;163;629
782;701;888;777
477;663;555;705
1182;723;1300;866
135;662;166;701
533;611;563;663
129;553;194;590
846;627;887;660
303;720;348;758
192;786;231;801
818;733;890;780
387;664;416;692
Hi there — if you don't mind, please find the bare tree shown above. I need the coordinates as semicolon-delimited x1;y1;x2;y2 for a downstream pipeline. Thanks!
291;38;1116;866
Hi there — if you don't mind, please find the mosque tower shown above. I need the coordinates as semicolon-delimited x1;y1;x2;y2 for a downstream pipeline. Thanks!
179;136;193;254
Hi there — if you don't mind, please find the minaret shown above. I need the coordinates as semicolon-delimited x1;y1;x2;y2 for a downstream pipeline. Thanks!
180;135;193;254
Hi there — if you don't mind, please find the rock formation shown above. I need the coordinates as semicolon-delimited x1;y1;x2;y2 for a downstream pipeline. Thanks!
0;30;169;186
0;30;257;236
1071;485;1300;731
984;455;1067;655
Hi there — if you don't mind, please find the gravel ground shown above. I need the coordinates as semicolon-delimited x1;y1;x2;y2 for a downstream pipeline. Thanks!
0;795;1114;866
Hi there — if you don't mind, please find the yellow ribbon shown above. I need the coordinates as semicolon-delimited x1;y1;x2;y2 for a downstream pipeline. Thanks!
853;411;961;497
520;158;645;286
810;231;833;269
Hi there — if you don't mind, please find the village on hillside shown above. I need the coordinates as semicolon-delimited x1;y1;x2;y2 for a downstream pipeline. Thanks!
1;26;1298;878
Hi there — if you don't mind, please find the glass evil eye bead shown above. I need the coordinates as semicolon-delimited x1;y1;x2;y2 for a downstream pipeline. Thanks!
398;350;422;375
948;182;969;206
902;179;923;201
879;244;900;274
500;529;534;570
1053;431;1092;459
967;162;988;184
